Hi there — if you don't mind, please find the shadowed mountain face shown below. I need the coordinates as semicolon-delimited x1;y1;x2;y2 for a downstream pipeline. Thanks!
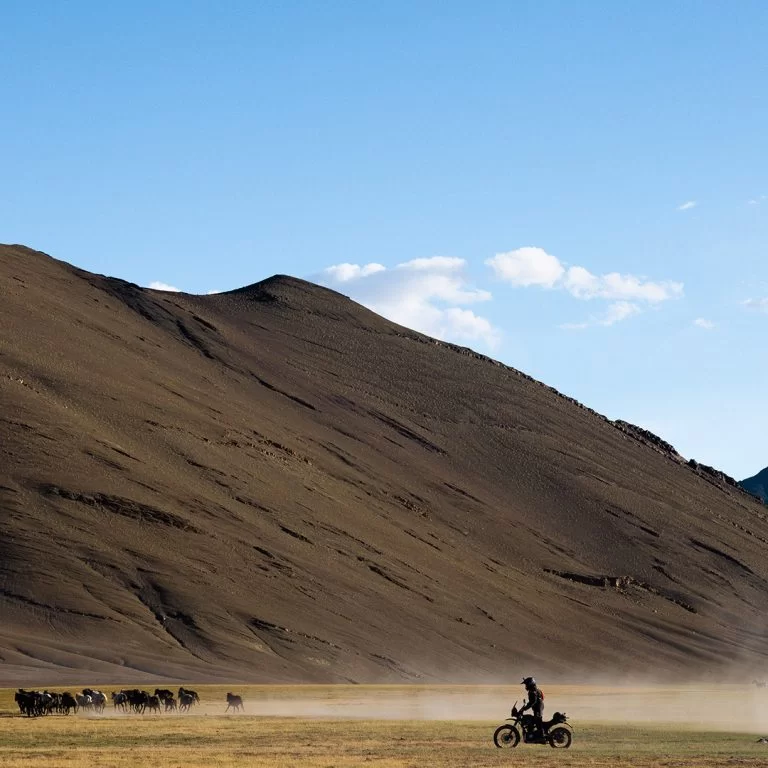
742;469;768;502
2;244;768;686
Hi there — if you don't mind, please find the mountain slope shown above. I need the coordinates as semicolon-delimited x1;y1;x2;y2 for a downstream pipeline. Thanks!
2;244;768;685
742;468;768;502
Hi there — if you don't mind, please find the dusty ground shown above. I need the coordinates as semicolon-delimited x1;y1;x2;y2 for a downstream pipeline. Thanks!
2;685;768;767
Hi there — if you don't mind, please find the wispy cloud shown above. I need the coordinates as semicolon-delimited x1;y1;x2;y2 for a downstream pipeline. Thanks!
747;195;766;206
694;318;715;330
742;297;768;313
563;267;683;302
487;246;683;329
561;301;641;330
323;263;386;282
318;257;499;349
677;201;697;211
148;281;181;292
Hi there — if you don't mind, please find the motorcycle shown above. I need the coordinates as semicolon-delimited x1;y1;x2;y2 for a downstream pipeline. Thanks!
493;701;573;749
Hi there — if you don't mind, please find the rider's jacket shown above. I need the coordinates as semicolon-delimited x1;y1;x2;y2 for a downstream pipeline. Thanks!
523;686;544;716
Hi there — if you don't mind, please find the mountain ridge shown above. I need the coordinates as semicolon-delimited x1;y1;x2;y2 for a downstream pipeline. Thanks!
742;467;768;502
2;243;767;686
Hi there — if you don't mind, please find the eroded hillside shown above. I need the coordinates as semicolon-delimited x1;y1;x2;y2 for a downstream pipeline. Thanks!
2;244;767;685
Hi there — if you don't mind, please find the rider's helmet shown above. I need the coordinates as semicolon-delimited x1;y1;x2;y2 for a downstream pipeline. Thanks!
521;676;536;688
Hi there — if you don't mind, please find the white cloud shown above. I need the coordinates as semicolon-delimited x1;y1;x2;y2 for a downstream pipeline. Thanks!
486;247;565;288
742;297;768;313
565;268;683;302
318;258;499;350
562;301;641;330
601;301;642;325
398;256;465;272
206;289;222;295
488;248;682;303
677;201;697;211
748;195;766;206
323;262;386;282
694;318;715;329
487;246;682;330
442;307;498;341
148;281;181;292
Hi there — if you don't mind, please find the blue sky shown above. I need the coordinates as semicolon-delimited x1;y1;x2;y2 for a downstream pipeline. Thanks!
2;1;766;478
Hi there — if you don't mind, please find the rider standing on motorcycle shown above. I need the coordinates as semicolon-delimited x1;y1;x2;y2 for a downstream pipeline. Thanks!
520;677;544;739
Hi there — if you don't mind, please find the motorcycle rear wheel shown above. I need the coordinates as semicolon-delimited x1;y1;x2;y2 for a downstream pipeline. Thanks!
493;724;521;748
548;726;572;749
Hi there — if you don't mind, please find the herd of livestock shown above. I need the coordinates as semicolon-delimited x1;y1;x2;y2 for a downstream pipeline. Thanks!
13;687;245;717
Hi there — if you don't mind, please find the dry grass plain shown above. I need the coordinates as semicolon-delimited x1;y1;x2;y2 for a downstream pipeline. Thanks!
2;684;768;767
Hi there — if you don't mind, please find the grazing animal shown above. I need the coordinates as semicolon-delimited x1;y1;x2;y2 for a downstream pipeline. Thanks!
225;692;244;713
146;695;162;714
164;696;177;712
753;679;767;688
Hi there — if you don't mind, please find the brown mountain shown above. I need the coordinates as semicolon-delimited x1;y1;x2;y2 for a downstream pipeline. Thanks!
2;243;767;686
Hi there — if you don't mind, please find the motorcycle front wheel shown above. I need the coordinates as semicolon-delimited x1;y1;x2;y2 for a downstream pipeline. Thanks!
493;724;520;748
548;726;572;749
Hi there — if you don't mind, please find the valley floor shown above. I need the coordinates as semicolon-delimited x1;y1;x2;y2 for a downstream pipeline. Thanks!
2;685;767;767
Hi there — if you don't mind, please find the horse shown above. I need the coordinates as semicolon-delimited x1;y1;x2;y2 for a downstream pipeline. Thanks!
179;688;200;704
178;692;195;712
111;691;128;712
61;692;78;714
38;692;55;715
123;689;148;713
146;695;162;714
225;692;244;713
75;693;92;712
155;688;174;702
753;679;767;688
84;689;106;713
15;690;37;716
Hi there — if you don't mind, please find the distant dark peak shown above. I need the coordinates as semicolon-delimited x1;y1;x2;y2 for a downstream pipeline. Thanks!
741;467;768;503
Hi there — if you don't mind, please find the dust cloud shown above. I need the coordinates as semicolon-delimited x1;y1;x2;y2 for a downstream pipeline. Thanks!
228;684;768;730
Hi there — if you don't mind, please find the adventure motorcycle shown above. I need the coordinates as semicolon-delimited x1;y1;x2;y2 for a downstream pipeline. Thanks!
493;701;573;749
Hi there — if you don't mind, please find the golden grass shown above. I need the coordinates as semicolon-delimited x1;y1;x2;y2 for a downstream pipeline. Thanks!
2;685;767;767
